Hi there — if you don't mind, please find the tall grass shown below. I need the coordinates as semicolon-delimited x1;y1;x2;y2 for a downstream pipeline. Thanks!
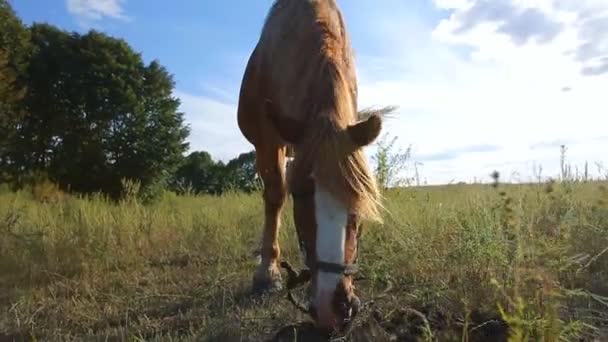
0;177;607;341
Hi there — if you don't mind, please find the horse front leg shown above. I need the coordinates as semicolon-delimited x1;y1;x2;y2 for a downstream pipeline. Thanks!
252;144;287;294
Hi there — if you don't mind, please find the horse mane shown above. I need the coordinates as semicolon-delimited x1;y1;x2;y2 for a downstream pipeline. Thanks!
296;61;392;223
263;0;397;222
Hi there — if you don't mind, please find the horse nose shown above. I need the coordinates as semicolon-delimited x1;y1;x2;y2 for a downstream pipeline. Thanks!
311;297;361;334
311;292;339;331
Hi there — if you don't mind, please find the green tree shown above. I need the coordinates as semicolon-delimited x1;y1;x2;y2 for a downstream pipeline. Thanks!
170;150;259;195
171;151;217;194
0;0;31;181
224;150;258;193
13;24;189;198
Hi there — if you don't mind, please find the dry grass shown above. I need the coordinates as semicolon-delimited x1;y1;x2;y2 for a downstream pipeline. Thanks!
0;179;607;341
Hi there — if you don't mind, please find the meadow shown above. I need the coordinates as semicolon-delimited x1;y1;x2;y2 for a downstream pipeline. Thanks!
0;177;607;341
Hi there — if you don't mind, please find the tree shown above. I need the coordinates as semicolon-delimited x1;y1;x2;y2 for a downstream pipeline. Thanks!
0;0;31;181
170;150;259;195
224;150;259;193
11;24;189;197
171;151;217;194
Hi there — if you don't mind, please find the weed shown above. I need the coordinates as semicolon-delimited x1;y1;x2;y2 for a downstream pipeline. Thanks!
0;180;606;340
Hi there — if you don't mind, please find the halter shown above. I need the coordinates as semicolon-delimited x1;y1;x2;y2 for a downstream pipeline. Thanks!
284;181;385;339
283;187;368;338
290;188;360;277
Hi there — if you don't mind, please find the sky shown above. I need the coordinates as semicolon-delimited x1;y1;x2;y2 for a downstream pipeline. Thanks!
9;0;608;185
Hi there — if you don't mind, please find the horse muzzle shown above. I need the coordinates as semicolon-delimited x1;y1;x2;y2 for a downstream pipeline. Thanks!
309;293;361;334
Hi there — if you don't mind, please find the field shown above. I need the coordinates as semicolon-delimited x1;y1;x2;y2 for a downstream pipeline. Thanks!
1;179;607;341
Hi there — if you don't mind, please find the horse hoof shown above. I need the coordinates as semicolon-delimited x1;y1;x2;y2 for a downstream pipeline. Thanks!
252;268;283;295
252;277;283;295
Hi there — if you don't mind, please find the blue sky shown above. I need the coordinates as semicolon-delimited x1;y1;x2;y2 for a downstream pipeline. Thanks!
9;0;608;184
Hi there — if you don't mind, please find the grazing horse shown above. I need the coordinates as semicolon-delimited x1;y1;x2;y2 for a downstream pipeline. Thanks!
237;0;391;333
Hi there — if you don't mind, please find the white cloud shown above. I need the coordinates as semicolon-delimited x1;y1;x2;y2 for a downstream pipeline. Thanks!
67;0;130;27
432;0;608;76
349;0;608;184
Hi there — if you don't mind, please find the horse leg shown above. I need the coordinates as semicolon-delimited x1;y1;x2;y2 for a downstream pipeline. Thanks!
236;45;287;293
252;142;287;294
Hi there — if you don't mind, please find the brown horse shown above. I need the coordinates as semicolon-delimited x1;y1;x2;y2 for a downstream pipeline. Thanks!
237;0;393;333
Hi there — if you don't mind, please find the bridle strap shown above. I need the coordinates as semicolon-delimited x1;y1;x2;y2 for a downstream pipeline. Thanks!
290;189;314;200
290;187;360;277
316;260;359;276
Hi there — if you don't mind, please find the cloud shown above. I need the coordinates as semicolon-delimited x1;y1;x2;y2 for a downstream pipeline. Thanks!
452;1;563;45
433;0;608;76
67;0;131;27
344;0;608;184
529;139;578;150
418;144;502;162
529;136;608;151
557;1;608;75
581;56;608;76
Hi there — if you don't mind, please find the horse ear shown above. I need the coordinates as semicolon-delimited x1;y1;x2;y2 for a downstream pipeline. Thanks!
347;114;382;147
266;110;305;144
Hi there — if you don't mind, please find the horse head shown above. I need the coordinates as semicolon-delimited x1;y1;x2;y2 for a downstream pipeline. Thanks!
270;111;385;333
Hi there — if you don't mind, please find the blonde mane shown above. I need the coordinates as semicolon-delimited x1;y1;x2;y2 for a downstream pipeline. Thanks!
296;67;385;223
259;0;395;222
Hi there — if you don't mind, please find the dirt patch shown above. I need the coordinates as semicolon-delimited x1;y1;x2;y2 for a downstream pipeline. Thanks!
268;306;510;342
268;319;396;342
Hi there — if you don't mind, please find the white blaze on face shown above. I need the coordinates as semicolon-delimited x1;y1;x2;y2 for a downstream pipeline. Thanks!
313;185;347;324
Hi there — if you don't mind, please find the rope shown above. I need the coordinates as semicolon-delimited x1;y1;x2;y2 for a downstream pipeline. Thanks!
279;260;393;338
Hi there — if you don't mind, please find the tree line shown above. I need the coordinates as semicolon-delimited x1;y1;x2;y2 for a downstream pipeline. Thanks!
0;0;258;200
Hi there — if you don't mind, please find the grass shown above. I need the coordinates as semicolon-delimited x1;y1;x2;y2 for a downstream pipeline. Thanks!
0;178;607;341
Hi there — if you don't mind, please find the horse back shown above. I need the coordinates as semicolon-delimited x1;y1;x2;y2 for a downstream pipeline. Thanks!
255;0;358;122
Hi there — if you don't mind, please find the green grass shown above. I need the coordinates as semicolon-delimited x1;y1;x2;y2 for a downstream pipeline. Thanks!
0;180;607;341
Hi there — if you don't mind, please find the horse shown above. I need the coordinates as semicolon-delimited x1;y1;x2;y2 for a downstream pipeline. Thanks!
236;0;394;333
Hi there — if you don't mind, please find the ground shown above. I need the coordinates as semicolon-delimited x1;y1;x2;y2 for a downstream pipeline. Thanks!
0;180;607;341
